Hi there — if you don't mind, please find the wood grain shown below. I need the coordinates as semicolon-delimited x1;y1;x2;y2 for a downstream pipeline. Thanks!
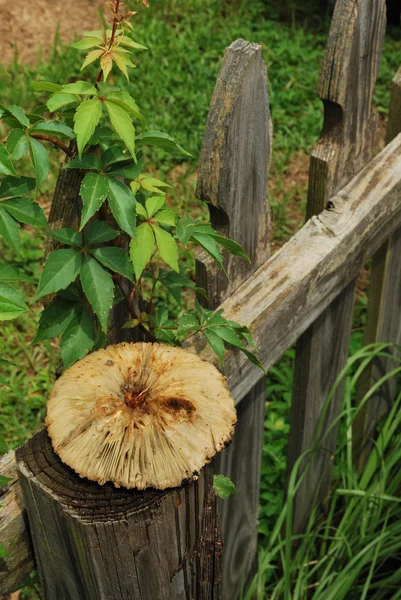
354;65;401;470
288;0;387;532
195;39;271;599
16;430;222;600
0;451;33;595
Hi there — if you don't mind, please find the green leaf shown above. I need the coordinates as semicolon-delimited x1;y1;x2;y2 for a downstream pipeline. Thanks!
80;49;104;71
100;145;130;168
33;297;76;343
34;249;82;300
154;209;177;226
197;228;250;263
204;329;226;365
139;176;170;194
28;137;50;189
2;197;47;227
213;474;238;499
91;247;133;279
192;232;226;274
146;196;165;217
104;100;136;160
0;144;18;177
6;105;30;128
7;129;28;160
0;176;35;199
153;225;179;272
0;282;28;320
213;326;264;370
47;93;79;112
0;475;12;486
105;92;143;121
0;435;8;453
31;81;63;93
80;255;114;332
79;172;109;229
0;264;30;282
83;30;104;40
129;223;155;280
46;227;82;246
60;306;95;370
85;221;119;245
63;154;101;171
112;52;136;80
0;208;19;254
136;202;147;219
62;81;98;96
30;121;75;139
74;98;103;158
119;36;147;51
106;159;142;179
106;178;136;237
71;37;103;50
135;130;191;157
158;270;199;305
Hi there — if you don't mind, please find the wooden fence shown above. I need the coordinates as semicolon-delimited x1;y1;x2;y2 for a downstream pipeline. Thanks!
2;0;401;597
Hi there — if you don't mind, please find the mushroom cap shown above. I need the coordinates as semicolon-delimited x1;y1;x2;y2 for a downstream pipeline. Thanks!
46;342;237;489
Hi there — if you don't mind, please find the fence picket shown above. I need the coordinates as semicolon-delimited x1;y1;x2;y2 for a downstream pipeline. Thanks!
287;0;387;533
195;39;272;598
354;65;401;470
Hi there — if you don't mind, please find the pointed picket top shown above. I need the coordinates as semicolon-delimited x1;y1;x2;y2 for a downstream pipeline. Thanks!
307;0;387;217
196;39;272;308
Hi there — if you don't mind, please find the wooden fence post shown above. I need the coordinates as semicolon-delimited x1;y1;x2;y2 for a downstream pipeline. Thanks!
16;430;222;600
287;0;387;533
196;39;272;598
354;65;401;470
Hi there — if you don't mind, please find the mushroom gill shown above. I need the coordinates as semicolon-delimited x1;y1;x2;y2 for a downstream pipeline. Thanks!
46;342;237;489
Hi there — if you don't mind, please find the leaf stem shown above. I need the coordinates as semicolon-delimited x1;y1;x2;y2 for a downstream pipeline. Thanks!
30;133;74;157
95;0;122;83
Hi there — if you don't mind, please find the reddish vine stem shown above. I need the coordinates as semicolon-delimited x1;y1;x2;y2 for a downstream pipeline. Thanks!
95;0;122;83
30;133;74;157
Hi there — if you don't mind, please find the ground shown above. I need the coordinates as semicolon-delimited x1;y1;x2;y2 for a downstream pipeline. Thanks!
0;0;105;64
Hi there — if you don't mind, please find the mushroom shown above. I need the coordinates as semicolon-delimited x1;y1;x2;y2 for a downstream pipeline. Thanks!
46;342;237;489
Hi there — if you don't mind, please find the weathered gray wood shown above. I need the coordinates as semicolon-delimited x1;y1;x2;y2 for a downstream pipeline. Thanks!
195;39;271;599
0;451;33;595
354;65;401;470
16;430;221;600
4;135;401;591
287;0;387;533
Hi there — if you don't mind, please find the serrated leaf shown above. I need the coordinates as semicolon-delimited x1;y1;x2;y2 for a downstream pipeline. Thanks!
71;37;103;50
6;105;29;128
7;129;28;160
199;229;250;263
60;306;95;370
154;209;177;226
33;297;76;343
213;474;238;499
1;197;47;227
153;225;179;272
100;145;130;168
0;208;19;254
106;177;136;237
0;176;35;199
119;36;147;50
74;98;102;158
79;172;109;229
47;93;79;112
80;255;114;332
85;221;119;245
0;144;18;177
139;176;170;194
63;154;101;171
104;100;136;160
105;92;143;121
0;282;28;320
91;247;133;279
31;81;63;93
106;158;143;179
34;249;82;300
30;121;75;139
81;49;104;71
83;30;104;40
204;329;226;365
62;81;98;96
46;227;82;246
135;130;191;156
0;264;30;282
213;325;264;370
159;270;198;305
136;202;147;219
192;232;226;274
146;196;165;217
28;137;50;189
112;52;135;80
129;223;155;280
100;52;113;80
